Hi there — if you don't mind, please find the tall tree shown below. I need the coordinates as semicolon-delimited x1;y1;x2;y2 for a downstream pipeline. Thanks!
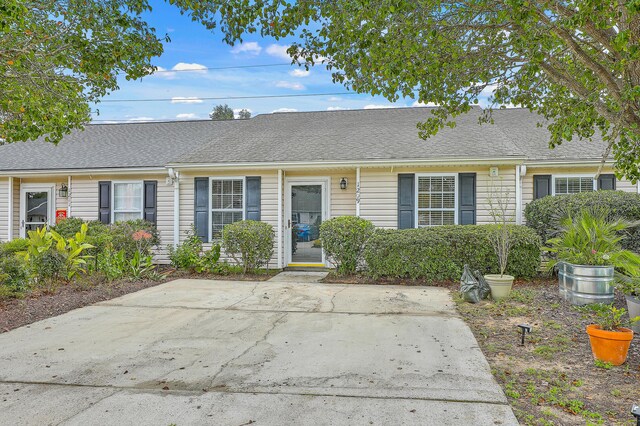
237;108;251;119
1;0;166;144
209;104;235;120
173;1;640;181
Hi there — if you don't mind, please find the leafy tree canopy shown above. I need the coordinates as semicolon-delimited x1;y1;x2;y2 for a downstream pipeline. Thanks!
209;103;235;120
172;0;640;181
237;108;251;119
1;0;166;144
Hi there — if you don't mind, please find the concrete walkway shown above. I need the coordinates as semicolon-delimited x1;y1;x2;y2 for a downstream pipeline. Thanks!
0;275;517;425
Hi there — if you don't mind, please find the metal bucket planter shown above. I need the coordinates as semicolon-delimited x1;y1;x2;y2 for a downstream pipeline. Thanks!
557;262;614;306
626;295;640;333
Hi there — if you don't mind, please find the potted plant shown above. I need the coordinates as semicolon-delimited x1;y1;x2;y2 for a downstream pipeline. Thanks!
546;208;640;305
485;180;515;301
616;275;640;333
585;303;638;366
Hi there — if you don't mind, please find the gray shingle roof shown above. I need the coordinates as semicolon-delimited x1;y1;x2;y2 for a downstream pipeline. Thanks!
0;107;611;172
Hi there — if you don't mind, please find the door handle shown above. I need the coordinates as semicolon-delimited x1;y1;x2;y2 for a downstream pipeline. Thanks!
288;219;291;228
21;220;25;229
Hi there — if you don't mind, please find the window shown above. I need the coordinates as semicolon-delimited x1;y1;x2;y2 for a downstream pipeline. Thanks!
553;176;595;195
112;182;143;222
417;175;457;226
211;178;244;238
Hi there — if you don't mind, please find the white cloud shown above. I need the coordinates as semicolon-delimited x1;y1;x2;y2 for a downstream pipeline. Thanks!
363;104;397;110
411;100;438;107
171;96;203;104
176;113;199;120
172;62;208;73
271;108;298;113
126;116;155;122
275;81;305;91
327;96;341;102
151;66;176;79
231;42;262;55
327;106;346;111
289;69;310;78
266;44;291;60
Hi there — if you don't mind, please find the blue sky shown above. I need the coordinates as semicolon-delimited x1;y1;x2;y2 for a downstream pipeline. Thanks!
91;1;429;123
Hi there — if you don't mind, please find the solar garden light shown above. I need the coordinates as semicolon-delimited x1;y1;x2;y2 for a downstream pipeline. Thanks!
631;404;640;426
517;324;532;345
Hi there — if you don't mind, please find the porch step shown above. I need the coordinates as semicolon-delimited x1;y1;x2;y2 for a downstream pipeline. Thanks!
268;271;329;283
284;266;333;272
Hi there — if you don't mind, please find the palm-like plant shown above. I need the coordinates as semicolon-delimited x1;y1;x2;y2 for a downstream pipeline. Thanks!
545;208;640;276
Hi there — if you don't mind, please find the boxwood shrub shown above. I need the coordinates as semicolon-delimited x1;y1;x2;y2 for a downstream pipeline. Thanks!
524;191;640;252
363;225;541;281
222;220;274;273
320;216;375;275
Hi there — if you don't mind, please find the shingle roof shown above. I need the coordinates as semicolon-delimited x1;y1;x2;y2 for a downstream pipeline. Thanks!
0;107;611;172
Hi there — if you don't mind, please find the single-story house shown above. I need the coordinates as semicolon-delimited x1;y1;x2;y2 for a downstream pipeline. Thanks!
0;107;635;267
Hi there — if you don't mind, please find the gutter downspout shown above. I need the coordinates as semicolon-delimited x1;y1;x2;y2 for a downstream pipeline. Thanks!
7;177;13;241
515;164;523;225
169;168;180;247
355;167;361;217
277;169;283;269
67;176;72;217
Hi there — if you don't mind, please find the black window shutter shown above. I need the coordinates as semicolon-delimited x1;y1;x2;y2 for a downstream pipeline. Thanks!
458;173;476;225
98;181;111;224
597;174;616;190
143;180;157;225
245;176;261;221
194;177;210;242
533;175;552;199
397;174;415;229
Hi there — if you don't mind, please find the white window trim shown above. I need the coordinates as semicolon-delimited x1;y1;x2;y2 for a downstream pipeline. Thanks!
415;173;458;227
209;176;246;242
111;180;144;223
551;174;596;196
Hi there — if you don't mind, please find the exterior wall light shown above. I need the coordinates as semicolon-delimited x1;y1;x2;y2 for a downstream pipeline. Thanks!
58;184;68;198
340;178;348;190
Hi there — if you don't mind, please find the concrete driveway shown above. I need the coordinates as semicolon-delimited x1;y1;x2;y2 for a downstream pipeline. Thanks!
0;273;517;425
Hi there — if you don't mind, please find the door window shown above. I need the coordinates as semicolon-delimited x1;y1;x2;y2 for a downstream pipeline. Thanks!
291;185;323;263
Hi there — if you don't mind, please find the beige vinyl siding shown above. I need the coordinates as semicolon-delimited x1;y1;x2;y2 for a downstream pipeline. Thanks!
178;171;280;267
359;166;517;228
284;170;356;218
522;167;638;213
10;174;173;263
0;178;8;241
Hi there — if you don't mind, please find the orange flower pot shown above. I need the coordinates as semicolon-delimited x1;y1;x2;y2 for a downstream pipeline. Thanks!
585;324;634;366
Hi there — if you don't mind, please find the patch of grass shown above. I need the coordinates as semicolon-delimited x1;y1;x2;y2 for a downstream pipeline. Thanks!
594;359;614;369
533;345;561;359
543;319;562;330
610;389;622;397
509;289;536;304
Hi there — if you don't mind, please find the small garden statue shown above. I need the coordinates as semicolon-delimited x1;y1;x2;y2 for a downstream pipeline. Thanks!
460;264;490;303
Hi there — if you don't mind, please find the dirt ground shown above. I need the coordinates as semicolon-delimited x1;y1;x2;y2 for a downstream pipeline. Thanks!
0;269;275;333
455;280;640;425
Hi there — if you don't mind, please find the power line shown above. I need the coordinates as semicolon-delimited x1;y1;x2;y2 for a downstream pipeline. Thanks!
148;63;293;73
95;92;359;104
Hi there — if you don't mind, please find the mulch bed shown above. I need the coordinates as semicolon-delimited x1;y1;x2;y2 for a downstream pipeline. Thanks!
0;270;276;334
455;279;640;425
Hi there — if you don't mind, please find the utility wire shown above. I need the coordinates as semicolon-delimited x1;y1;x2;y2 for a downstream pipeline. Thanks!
148;63;294;73
95;91;358;104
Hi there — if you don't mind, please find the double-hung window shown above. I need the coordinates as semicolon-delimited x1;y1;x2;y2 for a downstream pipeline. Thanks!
112;182;143;222
417;174;457;226
553;176;596;195
211;178;245;239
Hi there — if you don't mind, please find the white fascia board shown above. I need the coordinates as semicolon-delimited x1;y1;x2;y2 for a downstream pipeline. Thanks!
0;167;166;177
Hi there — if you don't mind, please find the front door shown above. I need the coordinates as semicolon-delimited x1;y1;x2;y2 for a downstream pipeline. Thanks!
20;185;54;237
286;178;329;266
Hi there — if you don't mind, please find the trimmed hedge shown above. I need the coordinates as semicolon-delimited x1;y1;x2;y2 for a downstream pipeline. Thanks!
320;216;375;275
524;191;640;252
363;225;541;281
222;220;274;273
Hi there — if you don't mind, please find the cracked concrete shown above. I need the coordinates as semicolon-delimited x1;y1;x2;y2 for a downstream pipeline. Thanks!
0;277;517;425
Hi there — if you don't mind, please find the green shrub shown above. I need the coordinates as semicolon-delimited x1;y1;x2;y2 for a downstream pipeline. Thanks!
363;225;541;281
222;220;274;273
320;216;375;275
196;245;222;273
0;255;30;297
169;227;203;270
109;219;159;258
0;239;29;258
524;191;640;252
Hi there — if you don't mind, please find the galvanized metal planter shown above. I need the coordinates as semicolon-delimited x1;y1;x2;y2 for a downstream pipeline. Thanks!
557;262;614;305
